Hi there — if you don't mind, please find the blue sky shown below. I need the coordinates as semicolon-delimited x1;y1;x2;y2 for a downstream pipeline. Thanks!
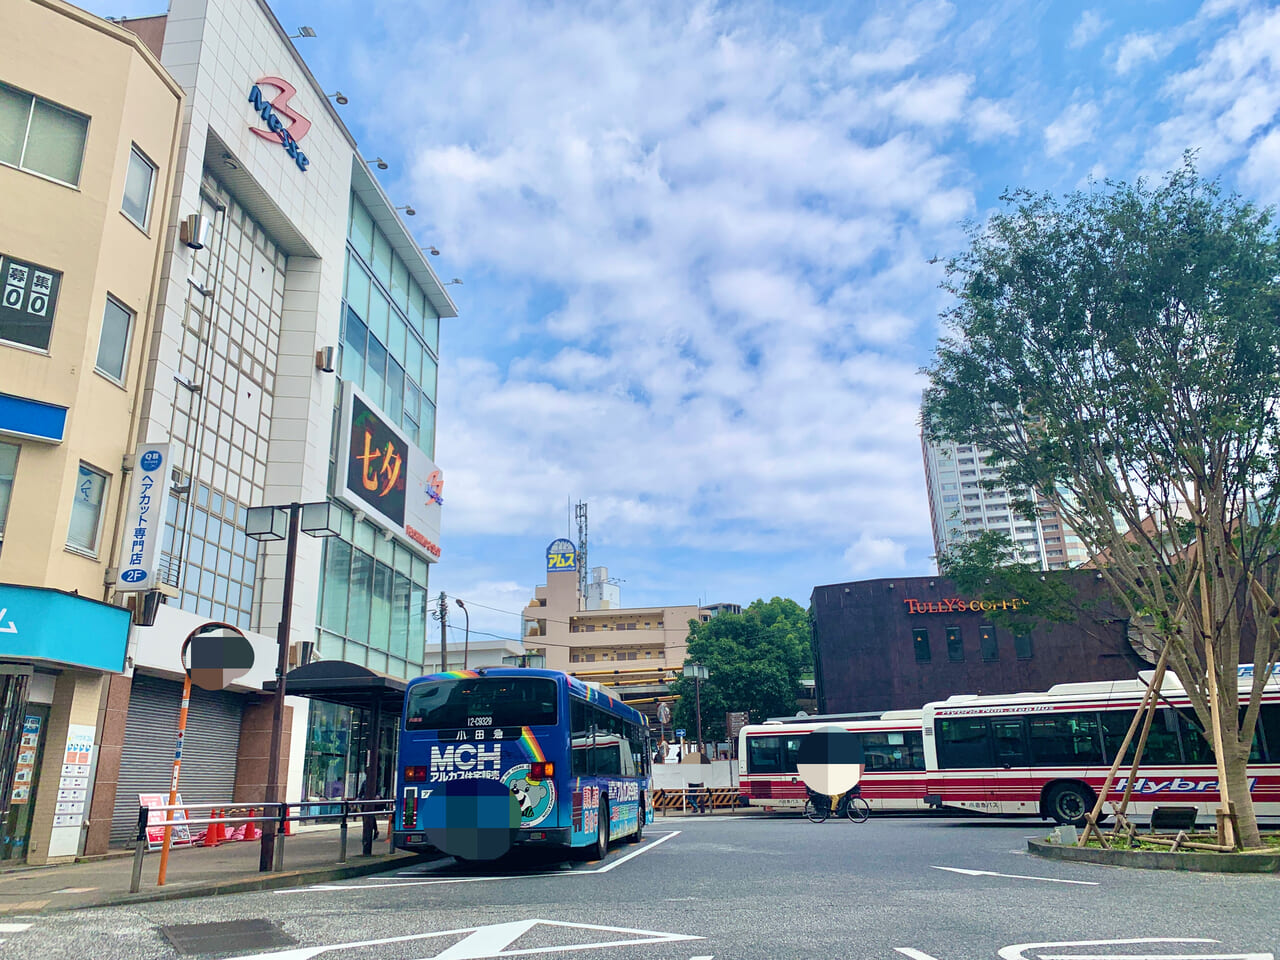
87;0;1280;642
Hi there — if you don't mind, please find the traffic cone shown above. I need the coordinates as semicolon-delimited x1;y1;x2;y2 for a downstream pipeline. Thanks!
202;808;224;846
243;807;261;841
282;803;293;836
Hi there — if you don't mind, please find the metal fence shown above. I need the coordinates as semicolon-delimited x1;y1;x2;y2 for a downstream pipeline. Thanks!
129;797;395;893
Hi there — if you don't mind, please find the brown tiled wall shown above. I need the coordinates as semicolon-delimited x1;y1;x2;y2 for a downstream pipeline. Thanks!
84;674;133;855
233;698;292;803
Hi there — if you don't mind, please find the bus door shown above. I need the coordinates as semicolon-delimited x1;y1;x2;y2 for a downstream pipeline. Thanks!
989;716;1033;814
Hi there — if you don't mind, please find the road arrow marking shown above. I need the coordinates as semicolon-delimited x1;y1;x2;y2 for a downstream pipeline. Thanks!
233;918;701;960
999;936;1270;960
930;866;1099;886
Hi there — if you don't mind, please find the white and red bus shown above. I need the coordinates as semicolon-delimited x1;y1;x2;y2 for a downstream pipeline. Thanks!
737;711;931;813
922;666;1280;824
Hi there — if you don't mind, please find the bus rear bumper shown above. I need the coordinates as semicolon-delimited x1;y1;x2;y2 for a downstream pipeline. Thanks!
393;826;574;855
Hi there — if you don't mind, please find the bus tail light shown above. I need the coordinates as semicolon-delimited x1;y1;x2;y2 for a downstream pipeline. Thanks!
404;766;428;782
403;787;418;828
529;762;553;782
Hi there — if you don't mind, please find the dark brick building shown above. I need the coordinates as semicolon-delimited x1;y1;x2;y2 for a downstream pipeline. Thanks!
810;573;1154;714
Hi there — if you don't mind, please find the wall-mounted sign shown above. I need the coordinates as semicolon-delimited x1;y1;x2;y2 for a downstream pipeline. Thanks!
546;538;577;573
335;382;443;561
903;597;1027;614
0;254;61;351
9;715;41;804
114;443;172;592
247;77;310;172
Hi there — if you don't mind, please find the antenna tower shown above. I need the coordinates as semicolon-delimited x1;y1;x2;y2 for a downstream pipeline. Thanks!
574;501;588;610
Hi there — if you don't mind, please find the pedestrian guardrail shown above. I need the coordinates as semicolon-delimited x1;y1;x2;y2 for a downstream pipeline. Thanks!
129;797;396;893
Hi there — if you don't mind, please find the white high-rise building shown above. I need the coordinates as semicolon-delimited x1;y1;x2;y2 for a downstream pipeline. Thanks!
921;433;1089;572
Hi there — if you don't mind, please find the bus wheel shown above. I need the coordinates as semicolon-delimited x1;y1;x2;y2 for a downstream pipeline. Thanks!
627;800;645;843
594;799;610;860
1046;782;1094;826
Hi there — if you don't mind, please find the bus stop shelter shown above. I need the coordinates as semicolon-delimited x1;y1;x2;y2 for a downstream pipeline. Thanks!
264;660;406;853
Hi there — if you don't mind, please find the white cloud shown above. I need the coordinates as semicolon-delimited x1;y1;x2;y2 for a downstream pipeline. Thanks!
1114;32;1168;74
1069;10;1107;49
1143;3;1280;176
968;98;1020;141
1044;101;1099;157
843;532;908;576
341;0;973;562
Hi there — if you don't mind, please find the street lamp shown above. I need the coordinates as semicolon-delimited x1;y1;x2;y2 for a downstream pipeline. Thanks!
245;500;341;872
682;662;708;756
454;597;470;670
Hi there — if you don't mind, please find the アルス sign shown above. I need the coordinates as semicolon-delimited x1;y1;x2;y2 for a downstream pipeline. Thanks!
903;597;1027;614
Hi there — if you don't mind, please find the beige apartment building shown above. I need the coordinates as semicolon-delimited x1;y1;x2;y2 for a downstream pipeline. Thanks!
0;0;183;862
521;539;703;685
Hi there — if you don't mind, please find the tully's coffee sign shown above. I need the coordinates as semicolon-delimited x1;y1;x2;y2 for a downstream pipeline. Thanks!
904;597;1027;614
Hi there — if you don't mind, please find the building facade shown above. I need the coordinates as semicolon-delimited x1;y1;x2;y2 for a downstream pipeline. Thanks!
0;0;184;864
921;434;1089;571
0;0;456;860
521;540;711;717
810;573;1153;716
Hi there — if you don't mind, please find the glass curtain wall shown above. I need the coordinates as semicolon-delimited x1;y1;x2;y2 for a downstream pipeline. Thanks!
313;191;438;680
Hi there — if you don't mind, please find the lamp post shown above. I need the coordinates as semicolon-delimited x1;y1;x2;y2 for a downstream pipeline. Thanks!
454;598;470;670
682;662;708;756
245;500;341;872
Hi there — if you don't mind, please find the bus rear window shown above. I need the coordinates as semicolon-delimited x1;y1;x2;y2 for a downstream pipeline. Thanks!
406;677;558;730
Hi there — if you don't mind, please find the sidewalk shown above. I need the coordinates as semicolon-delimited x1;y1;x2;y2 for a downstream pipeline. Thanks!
0;824;431;915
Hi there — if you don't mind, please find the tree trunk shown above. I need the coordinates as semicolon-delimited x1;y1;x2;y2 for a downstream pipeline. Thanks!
1221;747;1261;849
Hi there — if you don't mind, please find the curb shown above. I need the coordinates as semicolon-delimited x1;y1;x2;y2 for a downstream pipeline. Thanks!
1028;838;1280;873
32;852;439;914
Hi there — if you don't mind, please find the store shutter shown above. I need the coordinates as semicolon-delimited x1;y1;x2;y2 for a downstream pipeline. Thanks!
110;673;244;844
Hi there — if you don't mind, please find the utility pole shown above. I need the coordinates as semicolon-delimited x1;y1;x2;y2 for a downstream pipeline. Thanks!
437;591;448;673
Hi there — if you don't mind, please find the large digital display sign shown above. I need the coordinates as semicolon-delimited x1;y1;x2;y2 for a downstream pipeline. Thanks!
336;382;443;561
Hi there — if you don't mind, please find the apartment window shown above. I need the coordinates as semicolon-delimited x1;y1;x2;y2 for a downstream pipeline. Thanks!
979;624;999;661
1015;632;1033;660
946;626;964;662
0;441;16;546
0;82;89;186
121;145;157;230
67;463;108;555
913;628;931;662
95;296;133;383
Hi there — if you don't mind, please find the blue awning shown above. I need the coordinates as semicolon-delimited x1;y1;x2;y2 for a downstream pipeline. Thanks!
0;583;130;673
0;392;67;443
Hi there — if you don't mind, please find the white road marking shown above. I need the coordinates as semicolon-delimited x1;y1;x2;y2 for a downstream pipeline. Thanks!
278;832;680;894
998;938;1269;960
0;925;31;933
930;866;1099;886
898;939;1273;960
231;918;701;960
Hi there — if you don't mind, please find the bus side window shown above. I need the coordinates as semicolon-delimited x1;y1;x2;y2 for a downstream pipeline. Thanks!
904;731;925;770
1027;711;1102;766
936;717;993;768
1261;703;1280;763
782;736;802;773
571;698;593;776
747;736;781;773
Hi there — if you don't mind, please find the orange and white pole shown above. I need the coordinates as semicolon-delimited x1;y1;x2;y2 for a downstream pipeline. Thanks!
157;671;192;886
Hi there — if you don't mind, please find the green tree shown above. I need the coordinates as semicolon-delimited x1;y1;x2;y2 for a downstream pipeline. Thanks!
669;597;811;743
922;159;1280;847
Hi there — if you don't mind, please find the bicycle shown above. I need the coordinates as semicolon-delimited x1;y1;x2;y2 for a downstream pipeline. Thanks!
804;788;870;823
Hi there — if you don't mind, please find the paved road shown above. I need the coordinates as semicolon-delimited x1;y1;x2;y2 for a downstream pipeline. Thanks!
7;814;1278;959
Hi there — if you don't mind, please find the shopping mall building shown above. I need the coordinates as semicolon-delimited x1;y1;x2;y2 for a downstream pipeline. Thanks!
0;0;456;862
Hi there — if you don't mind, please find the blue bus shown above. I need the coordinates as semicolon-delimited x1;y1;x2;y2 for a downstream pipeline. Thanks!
394;668;653;861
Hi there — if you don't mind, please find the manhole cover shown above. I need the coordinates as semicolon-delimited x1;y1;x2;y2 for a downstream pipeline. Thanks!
160;918;296;956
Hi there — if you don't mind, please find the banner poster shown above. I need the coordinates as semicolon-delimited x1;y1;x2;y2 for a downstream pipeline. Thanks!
138;793;192;849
